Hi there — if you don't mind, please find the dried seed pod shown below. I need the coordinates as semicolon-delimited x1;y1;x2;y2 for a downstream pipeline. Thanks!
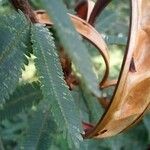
85;0;150;138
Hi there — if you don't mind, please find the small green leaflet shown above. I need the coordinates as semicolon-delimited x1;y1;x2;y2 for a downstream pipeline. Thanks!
31;24;83;148
0;11;30;103
21;101;54;150
0;82;42;121
40;0;101;97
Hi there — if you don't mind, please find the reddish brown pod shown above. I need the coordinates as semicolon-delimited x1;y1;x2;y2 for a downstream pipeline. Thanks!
85;0;150;138
75;0;95;22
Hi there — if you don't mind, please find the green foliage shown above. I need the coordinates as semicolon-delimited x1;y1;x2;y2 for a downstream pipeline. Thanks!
143;113;150;141
0;138;4;150
96;0;129;44
0;0;150;150
78;84;103;124
40;0;101;97
104;35;127;45
0;82;42;121
31;24;83;148
0;11;31;103
20;102;54;150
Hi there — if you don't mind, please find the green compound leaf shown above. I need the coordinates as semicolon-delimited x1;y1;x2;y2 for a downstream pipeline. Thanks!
21;102;54;150
0;11;31;103
40;0;101;97
0;82;42;121
31;24;83;148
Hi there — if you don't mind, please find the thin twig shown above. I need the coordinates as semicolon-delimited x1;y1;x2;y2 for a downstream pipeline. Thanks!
88;0;111;25
10;0;38;23
75;0;88;20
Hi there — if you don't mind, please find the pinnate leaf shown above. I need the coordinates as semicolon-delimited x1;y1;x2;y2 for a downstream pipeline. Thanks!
31;24;83;148
0;11;31;103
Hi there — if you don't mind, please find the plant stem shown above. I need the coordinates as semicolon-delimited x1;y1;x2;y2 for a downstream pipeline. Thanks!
10;0;38;23
0;138;5;150
88;0;111;25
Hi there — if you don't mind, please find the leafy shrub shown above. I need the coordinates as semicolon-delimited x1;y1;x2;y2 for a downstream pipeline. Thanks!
0;0;150;150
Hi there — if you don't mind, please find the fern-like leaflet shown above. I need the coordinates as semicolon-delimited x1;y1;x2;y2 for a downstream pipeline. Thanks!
0;11;31;103
0;82;42;121
31;24;83;148
40;0;101;97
